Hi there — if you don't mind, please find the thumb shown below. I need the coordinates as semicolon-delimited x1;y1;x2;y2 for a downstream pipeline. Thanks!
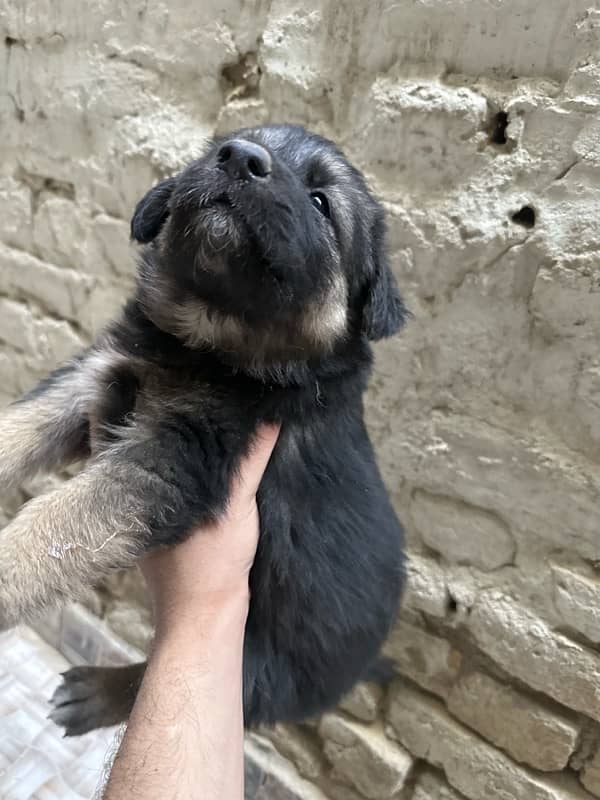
231;424;281;505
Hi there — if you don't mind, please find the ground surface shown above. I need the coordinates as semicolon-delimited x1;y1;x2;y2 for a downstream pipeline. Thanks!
0;627;117;800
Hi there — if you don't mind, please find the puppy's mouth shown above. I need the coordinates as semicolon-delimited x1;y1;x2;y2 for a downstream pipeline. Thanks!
209;192;257;221
195;178;294;268
203;192;247;222
200;191;261;240
211;194;233;209
195;192;266;265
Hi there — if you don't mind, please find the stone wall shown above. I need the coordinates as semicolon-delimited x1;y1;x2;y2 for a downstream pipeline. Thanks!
2;2;600;798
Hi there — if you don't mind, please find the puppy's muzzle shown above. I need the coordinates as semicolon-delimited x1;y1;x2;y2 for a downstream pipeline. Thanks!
216;139;272;182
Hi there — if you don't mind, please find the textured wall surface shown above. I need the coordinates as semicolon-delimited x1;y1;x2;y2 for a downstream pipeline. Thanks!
2;1;600;798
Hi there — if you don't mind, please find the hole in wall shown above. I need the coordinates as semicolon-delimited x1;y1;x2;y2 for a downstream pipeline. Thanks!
511;205;536;229
489;111;509;145
221;51;262;102
485;109;517;152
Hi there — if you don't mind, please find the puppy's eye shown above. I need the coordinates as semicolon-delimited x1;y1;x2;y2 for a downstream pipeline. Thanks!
310;191;330;218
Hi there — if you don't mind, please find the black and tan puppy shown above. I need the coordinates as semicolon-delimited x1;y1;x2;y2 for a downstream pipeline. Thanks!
0;124;407;734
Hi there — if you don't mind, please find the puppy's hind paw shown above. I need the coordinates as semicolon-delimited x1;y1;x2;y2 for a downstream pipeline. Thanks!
48;663;142;736
49;666;116;737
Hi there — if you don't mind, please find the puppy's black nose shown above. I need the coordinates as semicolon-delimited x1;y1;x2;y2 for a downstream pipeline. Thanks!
216;139;272;181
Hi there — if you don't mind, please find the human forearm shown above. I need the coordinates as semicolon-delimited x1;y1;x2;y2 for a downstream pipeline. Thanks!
103;587;249;800
103;425;278;799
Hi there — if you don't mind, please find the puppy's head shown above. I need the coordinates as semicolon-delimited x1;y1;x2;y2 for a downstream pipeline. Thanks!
132;124;407;361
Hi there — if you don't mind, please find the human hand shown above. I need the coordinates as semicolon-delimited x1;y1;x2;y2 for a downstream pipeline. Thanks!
104;427;279;800
141;424;280;632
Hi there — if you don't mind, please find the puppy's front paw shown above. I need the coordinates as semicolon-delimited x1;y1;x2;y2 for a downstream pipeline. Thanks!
0;555;54;632
0;581;24;632
0;516;56;631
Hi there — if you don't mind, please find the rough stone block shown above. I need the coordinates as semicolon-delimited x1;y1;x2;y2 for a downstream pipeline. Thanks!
319;714;413;799
78;282;128;333
403;553;449;618
551;561;600;644
245;735;329;800
263;724;323;781
383;620;461;698
324;784;365;800
349;74;488;197
582;749;600;798
340;683;383;722
92;213;136;279
33;195;90;270
0;243;93;323
32;315;84;368
469;592;600;721
413;770;467;800
339;681;383;722
385;413;600;566
448;670;580;771
0;177;33;250
410;489;515;571
103;601;153;654
387;682;595;800
0;298;38;353
0;349;29;398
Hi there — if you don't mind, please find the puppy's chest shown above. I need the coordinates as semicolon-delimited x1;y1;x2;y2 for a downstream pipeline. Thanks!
85;347;340;455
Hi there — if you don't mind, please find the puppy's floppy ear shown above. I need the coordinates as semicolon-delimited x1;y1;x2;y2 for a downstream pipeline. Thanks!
130;176;177;244
361;213;408;341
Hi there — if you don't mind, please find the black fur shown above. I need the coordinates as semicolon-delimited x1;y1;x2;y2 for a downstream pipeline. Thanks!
40;124;407;729
130;176;177;243
362;211;408;339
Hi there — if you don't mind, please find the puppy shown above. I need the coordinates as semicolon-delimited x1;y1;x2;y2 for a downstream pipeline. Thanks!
0;124;407;734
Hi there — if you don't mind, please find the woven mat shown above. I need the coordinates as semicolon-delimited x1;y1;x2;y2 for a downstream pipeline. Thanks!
0;627;118;800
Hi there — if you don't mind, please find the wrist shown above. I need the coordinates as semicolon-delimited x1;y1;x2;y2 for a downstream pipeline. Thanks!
152;582;250;645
